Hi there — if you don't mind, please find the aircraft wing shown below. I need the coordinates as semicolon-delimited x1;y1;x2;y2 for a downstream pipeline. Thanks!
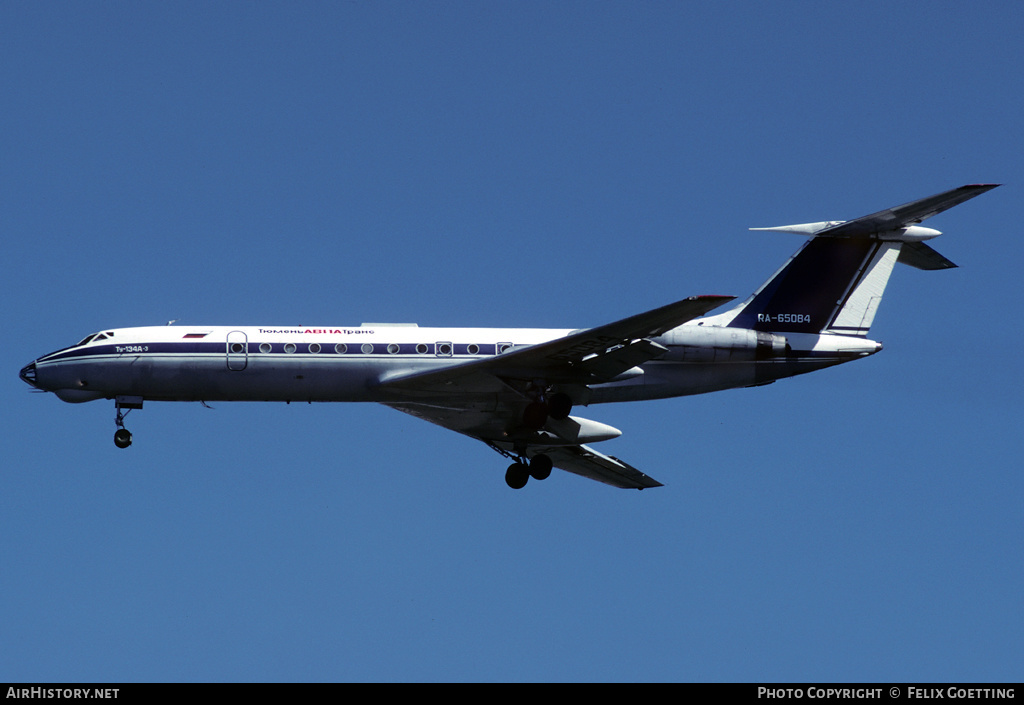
378;294;733;395
817;183;999;238
378;295;733;489
385;401;663;489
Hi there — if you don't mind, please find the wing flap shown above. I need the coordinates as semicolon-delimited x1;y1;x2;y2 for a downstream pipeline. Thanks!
537;444;663;489
577;338;668;379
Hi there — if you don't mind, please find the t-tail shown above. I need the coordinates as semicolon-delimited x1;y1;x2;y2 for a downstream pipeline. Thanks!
717;184;999;337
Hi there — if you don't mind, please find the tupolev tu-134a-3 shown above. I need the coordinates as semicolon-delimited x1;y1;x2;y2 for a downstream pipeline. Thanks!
20;185;998;489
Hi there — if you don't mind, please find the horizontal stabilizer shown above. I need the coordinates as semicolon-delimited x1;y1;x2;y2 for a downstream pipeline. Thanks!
752;184;1000;240
814;184;999;238
897;241;957;270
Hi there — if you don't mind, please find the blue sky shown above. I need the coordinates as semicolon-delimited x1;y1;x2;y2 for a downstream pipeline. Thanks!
2;1;1021;682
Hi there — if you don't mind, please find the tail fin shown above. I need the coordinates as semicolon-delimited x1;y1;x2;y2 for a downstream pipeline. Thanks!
724;184;999;336
725;237;901;336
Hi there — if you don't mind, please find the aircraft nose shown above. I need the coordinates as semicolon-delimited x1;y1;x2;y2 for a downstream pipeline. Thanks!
19;361;40;389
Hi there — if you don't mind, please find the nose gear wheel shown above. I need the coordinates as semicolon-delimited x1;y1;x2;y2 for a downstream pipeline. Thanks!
112;397;143;449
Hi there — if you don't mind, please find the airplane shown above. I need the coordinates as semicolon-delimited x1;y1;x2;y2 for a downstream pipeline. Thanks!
19;184;998;490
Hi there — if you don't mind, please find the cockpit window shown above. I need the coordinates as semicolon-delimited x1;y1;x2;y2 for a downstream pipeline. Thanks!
75;331;115;346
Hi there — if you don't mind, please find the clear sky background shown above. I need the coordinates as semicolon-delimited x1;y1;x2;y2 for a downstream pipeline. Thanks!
2;1;1021;683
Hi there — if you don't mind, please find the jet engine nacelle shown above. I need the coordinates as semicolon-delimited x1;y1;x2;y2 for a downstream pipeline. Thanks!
664;325;789;362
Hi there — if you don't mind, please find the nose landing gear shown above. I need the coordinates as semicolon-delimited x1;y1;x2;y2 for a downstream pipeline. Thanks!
112;396;143;449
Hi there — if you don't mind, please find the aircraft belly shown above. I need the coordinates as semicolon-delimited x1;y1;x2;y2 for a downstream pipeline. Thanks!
42;354;384;403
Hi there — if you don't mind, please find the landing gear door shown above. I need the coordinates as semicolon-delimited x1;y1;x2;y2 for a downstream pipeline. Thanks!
226;330;248;371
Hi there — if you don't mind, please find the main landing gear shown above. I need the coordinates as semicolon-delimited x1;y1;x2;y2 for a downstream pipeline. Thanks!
498;389;573;489
504;453;553;489
112;396;143;449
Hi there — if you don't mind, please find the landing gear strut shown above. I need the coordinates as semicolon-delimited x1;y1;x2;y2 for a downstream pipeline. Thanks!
113;396;143;449
493;387;572;489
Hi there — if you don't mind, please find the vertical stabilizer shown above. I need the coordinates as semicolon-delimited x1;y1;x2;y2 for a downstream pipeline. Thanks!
726;238;900;336
723;184;999;336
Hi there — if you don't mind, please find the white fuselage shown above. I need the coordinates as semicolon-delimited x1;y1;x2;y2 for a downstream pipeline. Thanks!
23;322;880;407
